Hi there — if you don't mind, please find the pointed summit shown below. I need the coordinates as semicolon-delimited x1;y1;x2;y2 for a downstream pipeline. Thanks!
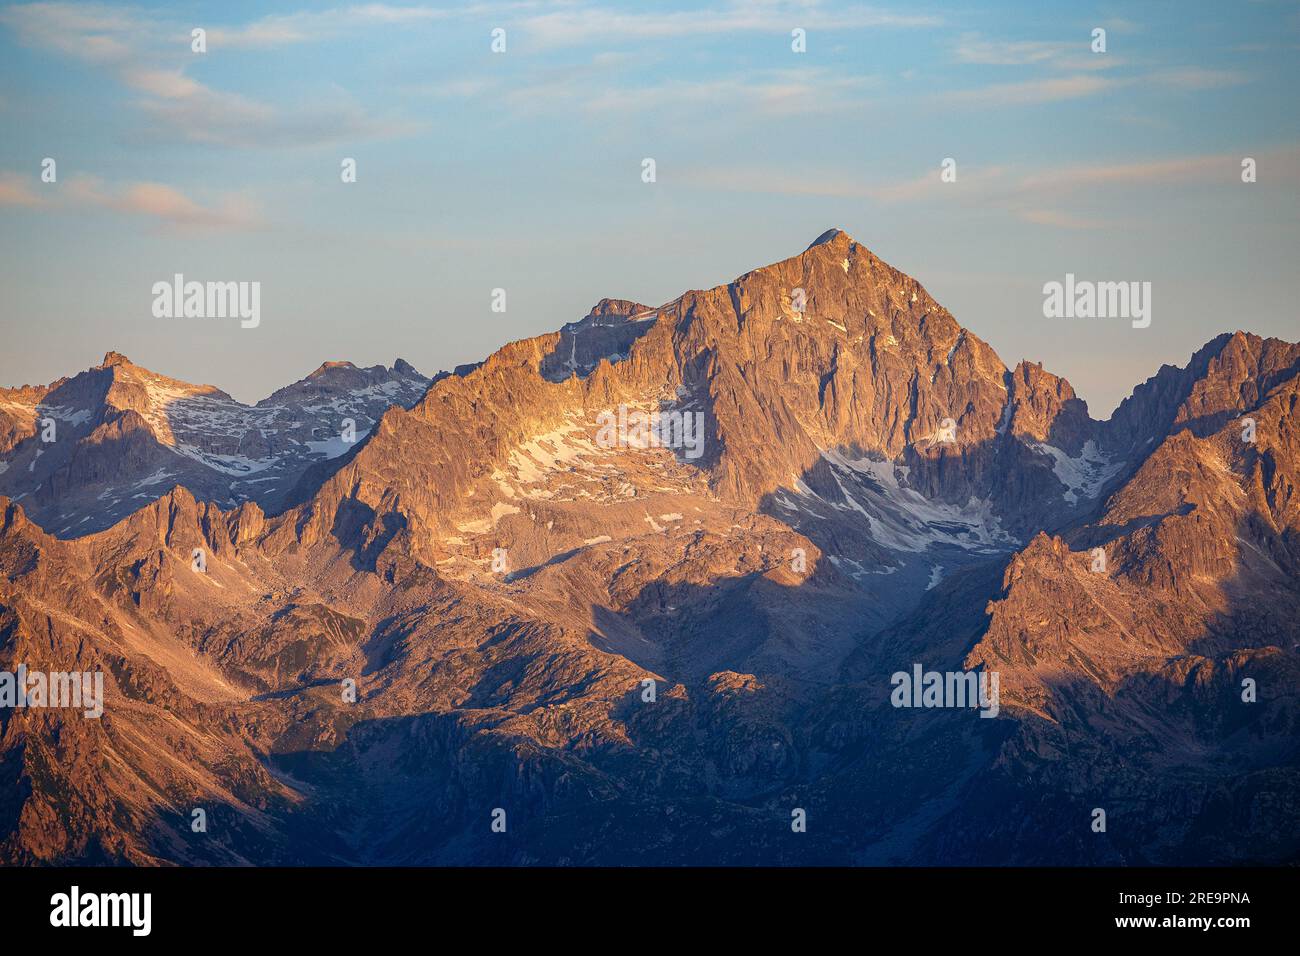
101;351;133;368
806;228;851;250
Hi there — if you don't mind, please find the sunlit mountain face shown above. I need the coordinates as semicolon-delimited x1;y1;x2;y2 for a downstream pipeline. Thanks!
2;231;1296;865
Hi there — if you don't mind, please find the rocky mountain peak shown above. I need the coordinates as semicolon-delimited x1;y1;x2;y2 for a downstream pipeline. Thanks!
1;231;1296;868
100;350;133;368
585;298;655;322
0;353;432;536
308;360;357;377
805;227;852;250
1005;360;1093;453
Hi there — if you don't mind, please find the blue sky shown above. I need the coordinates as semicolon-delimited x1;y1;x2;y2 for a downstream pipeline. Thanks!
1;0;1297;415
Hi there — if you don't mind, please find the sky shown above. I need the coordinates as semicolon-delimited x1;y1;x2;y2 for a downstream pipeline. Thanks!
0;0;1297;416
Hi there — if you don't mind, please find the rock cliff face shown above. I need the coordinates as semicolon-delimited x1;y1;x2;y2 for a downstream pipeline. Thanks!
0;354;428;535
0;230;1296;865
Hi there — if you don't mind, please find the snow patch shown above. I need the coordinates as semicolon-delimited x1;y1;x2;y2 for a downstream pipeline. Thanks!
306;431;369;458
1032;440;1124;505
133;468;174;488
38;404;93;426
794;449;1018;554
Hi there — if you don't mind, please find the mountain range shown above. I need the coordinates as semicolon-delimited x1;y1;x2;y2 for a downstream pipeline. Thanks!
1;228;1296;865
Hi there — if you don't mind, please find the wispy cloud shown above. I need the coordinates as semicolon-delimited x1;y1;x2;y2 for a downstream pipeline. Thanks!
678;145;1300;230
0;170;262;231
508;66;881;117
0;1;421;147
934;67;1247;109
1145;67;1248;90
938;73;1118;106
953;34;1077;67
1102;17;1143;35
943;29;1248;107
67;176;262;230
951;31;1128;72
867;165;1012;202
1015;153;1273;193
134;81;419;147
0;172;46;207
680;162;1016;204
0;1;137;63
928;148;1299;203
207;4;450;49
519;1;940;46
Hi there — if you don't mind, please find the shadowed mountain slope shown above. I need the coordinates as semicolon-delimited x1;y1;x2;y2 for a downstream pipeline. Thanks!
1;231;1295;865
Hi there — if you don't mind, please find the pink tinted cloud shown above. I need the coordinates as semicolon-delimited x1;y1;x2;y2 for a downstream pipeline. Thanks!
1;171;261;231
